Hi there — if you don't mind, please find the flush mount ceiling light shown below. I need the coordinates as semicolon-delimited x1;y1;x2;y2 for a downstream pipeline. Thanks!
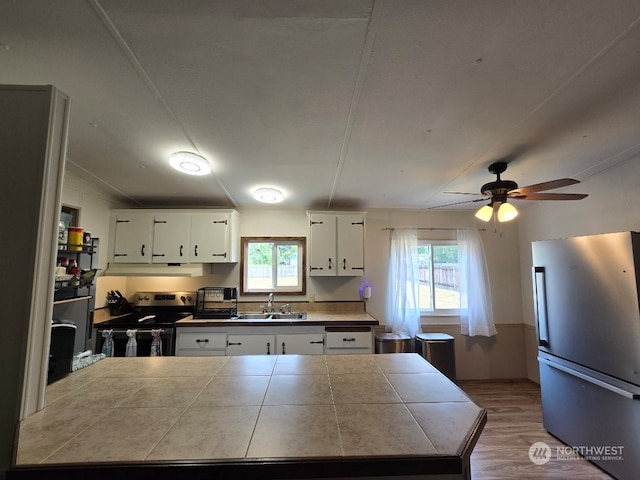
253;187;284;204
169;152;211;176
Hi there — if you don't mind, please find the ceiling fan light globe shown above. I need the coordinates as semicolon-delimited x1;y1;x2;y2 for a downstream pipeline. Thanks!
475;205;493;222
497;202;518;222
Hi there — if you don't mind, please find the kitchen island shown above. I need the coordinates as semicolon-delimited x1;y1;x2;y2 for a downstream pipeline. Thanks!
11;354;486;480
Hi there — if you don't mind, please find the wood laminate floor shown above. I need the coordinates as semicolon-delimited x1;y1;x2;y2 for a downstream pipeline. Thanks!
459;380;614;480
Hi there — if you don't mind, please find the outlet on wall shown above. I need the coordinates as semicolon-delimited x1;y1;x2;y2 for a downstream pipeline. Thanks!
309;293;315;302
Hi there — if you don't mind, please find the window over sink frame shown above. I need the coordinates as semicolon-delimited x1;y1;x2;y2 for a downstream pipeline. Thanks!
240;237;306;295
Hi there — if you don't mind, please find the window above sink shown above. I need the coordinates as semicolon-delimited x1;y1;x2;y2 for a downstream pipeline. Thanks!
240;237;306;296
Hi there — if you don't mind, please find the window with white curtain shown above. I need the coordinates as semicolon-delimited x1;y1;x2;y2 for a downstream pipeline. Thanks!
417;240;460;314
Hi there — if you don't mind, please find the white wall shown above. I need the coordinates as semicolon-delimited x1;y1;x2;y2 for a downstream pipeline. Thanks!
517;154;640;381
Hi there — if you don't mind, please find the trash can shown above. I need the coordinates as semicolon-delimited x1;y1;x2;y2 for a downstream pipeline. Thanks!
375;333;412;353
415;333;457;382
48;320;76;384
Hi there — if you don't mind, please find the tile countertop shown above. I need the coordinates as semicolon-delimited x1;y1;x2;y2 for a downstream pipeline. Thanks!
11;354;486;480
93;302;378;327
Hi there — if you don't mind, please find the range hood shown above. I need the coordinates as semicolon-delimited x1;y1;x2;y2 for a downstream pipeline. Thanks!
104;263;212;277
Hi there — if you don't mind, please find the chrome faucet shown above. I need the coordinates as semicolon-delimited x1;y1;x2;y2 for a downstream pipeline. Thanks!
267;292;275;312
280;303;292;314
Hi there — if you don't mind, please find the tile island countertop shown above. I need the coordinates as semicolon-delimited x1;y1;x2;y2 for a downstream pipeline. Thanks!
11;354;486;480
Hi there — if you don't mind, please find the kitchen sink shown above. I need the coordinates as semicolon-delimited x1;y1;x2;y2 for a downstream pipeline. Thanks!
238;312;307;320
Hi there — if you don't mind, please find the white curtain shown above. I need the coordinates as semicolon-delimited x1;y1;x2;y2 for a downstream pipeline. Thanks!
457;228;497;337
385;229;422;337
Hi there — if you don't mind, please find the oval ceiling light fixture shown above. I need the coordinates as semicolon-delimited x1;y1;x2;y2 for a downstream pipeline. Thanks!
169;151;211;176
253;187;284;204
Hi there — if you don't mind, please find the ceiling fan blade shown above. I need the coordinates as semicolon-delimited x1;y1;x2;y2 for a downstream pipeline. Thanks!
508;178;579;196
428;198;488;209
443;191;483;196
510;193;588;201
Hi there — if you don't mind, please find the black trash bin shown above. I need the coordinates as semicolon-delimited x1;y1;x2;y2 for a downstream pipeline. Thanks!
48;320;76;384
415;333;457;382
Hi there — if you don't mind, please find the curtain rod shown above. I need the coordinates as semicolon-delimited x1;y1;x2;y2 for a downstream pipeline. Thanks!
381;227;486;231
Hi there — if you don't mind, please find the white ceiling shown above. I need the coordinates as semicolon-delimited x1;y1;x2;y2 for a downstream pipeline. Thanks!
2;0;640;210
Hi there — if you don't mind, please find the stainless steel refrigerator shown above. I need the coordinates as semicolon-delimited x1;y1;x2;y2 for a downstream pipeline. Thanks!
532;231;640;480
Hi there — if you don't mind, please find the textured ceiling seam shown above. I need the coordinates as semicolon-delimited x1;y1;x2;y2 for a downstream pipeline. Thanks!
327;0;384;208
87;0;238;207
426;11;640;204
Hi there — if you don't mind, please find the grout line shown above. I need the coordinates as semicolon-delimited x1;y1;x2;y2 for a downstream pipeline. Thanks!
325;355;346;457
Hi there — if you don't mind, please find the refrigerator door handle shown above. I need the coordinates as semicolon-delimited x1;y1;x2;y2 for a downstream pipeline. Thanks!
539;357;640;400
533;266;550;347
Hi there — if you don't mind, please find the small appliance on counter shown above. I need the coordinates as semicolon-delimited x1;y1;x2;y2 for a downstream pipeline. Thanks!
193;287;238;319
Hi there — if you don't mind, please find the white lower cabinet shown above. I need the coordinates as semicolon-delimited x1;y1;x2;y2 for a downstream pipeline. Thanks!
227;334;275;355
176;331;227;356
325;329;373;354
276;334;324;355
176;325;373;356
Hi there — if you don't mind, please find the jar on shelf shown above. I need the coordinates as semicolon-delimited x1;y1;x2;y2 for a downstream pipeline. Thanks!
68;227;84;251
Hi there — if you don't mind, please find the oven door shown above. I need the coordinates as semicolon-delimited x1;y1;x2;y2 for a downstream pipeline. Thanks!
95;328;175;356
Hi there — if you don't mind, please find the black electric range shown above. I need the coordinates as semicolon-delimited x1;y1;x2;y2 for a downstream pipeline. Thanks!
95;291;196;356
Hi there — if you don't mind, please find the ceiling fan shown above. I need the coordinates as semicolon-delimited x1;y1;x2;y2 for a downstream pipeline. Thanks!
433;161;588;222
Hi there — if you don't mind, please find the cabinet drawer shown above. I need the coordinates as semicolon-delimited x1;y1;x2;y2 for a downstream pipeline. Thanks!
177;332;227;350
178;349;226;357
325;331;372;350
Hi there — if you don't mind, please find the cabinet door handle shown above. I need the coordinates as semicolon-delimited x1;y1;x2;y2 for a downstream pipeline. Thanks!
342;338;356;342
351;221;364;225
114;253;128;257
227;341;242;346
154;220;167;224
310;267;323;271
141;244;145;256
328;258;333;270
152;254;165;258
310;340;324;344
351;267;364;270
212;220;228;225
196;339;209;344
180;245;183;257
342;259;346;269
267;342;271;355
116;220;130;224
310;221;324;225
282;342;286;355
211;252;227;258
194;245;198;257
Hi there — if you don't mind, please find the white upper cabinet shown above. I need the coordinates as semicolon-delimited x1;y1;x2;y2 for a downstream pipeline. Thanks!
308;212;365;276
152;212;190;263
110;209;238;264
189;210;238;263
111;211;154;263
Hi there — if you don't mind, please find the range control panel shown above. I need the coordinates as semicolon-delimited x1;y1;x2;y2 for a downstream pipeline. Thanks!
133;291;196;307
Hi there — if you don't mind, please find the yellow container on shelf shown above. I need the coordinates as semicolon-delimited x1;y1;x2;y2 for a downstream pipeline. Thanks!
68;227;84;251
